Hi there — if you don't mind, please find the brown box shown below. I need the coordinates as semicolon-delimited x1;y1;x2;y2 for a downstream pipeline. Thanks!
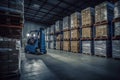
71;29;80;39
82;27;92;38
71;12;81;28
71;41;80;53
81;7;94;26
96;25;107;37
63;41;70;51
63;31;70;39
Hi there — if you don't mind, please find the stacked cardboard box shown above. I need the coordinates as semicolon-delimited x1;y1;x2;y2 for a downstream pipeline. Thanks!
81;7;94;26
114;1;120;18
63;31;70;40
114;22;120;36
63;16;70;30
82;41;91;54
70;12;81;28
82;28;91;38
95;1;114;23
71;41;80;53
0;41;19;76
55;20;63;32
63;41;70;51
56;41;62;50
112;40;120;58
71;29;80;39
95;25;108;37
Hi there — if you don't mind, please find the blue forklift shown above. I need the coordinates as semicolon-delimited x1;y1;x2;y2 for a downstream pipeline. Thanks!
25;28;47;54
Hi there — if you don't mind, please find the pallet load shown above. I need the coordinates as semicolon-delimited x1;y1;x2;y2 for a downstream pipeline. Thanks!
63;16;71;51
112;1;120;59
55;20;63;50
71;12;81;29
55;20;63;33
63;41;70;51
81;7;95;55
63;16;70;31
0;0;23;79
70;12;81;53
94;1;114;58
71;41;80;53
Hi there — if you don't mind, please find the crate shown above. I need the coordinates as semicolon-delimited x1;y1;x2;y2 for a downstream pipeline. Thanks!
82;27;92;38
112;40;120;59
55;20;63;32
95;24;111;38
63;16;70;30
70;12;81;29
114;1;120;18
63;31;70;40
94;40;112;57
81;40;94;55
113;21;120;36
95;1;114;23
81;7;95;26
71;41;80;53
63;41;70;51
71;29;80;40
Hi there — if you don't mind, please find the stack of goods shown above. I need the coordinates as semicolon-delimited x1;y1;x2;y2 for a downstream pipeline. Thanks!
63;16;71;51
0;40;20;78
112;1;120;59
70;12;81;53
55;20;63;33
50;25;55;34
81;7;95;55
94;1;114;57
70;12;81;29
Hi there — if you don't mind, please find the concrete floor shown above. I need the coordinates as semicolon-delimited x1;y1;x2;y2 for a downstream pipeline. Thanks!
20;49;120;80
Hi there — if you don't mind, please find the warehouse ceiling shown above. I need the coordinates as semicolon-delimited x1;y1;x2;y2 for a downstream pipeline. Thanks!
0;0;118;26
24;0;117;26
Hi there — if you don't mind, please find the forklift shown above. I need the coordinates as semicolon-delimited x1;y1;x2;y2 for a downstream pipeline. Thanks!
25;28;47;54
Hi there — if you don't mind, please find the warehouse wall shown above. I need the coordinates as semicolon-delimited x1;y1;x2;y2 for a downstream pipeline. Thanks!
22;21;48;47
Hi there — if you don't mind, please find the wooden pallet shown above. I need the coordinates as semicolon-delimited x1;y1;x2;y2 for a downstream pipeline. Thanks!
112;17;120;22
81;37;92;40
94;36;109;40
94;20;109;26
64;38;70;41
71;27;80;30
63;28;70;31
112;36;120;40
82;24;93;27
83;53;91;55
71;38;80;41
94;54;106;58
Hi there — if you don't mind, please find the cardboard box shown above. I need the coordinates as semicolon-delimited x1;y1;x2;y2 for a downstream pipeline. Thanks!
63;31;70;39
63;16;70;30
63;41;70;51
71;12;81;28
71;29;80;39
82;27;91;38
71;41;80;53
55;20;63;32
96;25;107;37
81;7;95;26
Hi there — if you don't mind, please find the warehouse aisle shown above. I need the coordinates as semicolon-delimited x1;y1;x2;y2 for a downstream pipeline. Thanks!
20;49;120;80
